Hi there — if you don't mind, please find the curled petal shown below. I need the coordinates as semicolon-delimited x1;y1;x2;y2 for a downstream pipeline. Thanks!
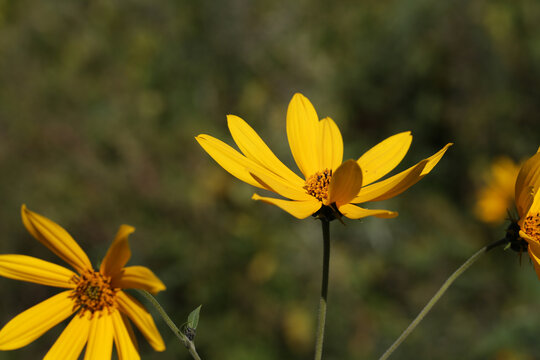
0;291;75;350
352;143;452;203
112;266;166;294
44;312;90;360
252;193;321;219
327;160;363;206
338;203;398;219
515;151;540;217
100;225;134;278
227;115;305;187
319;117;344;172
249;168;313;201
357;131;412;185
287;93;321;177
21;205;92;274
0;254;76;288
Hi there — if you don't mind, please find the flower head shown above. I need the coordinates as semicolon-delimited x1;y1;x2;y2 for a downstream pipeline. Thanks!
514;148;540;277
0;206;166;359
475;157;521;224
196;93;452;220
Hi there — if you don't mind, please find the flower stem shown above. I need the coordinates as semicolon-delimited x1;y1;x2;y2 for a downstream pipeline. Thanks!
314;218;331;360
378;238;506;360
137;290;202;360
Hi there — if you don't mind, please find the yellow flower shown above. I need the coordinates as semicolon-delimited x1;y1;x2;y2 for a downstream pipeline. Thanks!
475;157;521;223
515;148;540;277
0;206;166;359
196;93;452;219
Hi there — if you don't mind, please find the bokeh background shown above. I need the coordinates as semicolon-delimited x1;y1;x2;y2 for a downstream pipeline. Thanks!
1;0;539;359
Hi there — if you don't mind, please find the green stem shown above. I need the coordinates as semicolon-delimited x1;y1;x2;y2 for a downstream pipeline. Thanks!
314;218;331;360
137;290;202;360
378;238;506;360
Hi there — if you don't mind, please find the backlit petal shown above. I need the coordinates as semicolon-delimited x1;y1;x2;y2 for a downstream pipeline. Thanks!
84;311;114;360
252;193;321;219
44;313;90;360
338;204;398;219
352;143;452;203
111;310;140;360
112;266;166;294
515;151;540;217
0;254;76;288
21;205;92;274
100;225;134;278
195;134;269;189
0;291;75;350
116;291;165;352
357;131;412;185
287;93;321;177
327;160;363;206
527;241;540;280
227;115;305;187
319;117;343;172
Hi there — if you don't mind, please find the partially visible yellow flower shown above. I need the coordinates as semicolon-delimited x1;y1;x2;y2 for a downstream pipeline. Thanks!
514;148;540;278
475;157;521;223
196;93;452;220
0;206;166;359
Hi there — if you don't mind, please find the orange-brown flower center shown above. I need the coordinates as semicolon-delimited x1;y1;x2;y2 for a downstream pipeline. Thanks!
523;213;540;242
304;169;332;202
69;269;118;316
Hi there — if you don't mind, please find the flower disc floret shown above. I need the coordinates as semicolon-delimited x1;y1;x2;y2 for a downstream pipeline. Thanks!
70;269;118;316
304;169;332;202
523;213;540;243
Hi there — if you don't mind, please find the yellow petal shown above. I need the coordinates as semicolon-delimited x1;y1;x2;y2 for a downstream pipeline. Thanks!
121;312;139;353
112;266;166;294
84;311;114;360
357;131;412;185
338;204;398;219
111;310;140;360
319;117;343;172
515;151;540;217
352;143;452;203
0;254;76;288
116;291;165;352
44;313;91;360
195;134;270;189
0;291;75;350
100;225;134;278
527;241;540;280
286;93;321;177
327;160;363;206
227;115;305;187
252;193;321;219
249;168;313;201
21;205;92;274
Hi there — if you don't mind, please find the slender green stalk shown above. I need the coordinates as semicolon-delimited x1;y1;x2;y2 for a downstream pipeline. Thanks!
314;218;331;360
378;238;506;360
137;290;202;360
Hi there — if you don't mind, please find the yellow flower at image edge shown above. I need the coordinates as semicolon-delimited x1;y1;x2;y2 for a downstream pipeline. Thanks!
196;93;452;220
0;206;166;359
515;148;540;277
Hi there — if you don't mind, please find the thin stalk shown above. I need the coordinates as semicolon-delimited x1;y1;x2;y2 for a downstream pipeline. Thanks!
137;290;202;360
314;218;331;360
378;238;506;360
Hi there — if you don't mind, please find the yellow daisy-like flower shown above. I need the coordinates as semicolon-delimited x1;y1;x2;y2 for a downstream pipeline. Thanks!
515;148;540;278
196;93;452;220
475;157;521;224
0;206;166;359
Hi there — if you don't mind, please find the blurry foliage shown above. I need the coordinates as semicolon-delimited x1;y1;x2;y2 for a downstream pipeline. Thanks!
0;0;539;359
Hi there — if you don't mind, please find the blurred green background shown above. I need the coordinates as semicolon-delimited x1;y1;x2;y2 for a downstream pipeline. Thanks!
1;0;539;359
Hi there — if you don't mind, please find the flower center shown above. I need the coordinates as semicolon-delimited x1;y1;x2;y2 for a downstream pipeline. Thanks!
69;269;118;316
303;169;332;202
523;213;540;242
